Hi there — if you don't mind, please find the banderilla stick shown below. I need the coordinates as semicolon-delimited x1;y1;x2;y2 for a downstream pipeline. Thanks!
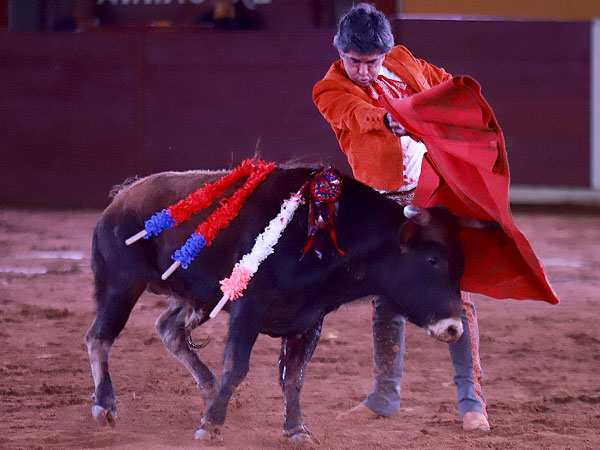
210;295;229;319
161;260;181;280
125;230;147;246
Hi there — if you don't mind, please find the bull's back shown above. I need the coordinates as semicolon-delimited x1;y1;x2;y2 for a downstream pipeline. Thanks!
91;166;402;332
109;170;229;219
92;167;320;301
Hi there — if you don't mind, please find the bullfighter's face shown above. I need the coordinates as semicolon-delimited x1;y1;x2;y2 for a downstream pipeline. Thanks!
339;50;385;87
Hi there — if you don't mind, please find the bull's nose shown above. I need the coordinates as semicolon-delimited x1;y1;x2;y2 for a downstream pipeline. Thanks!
427;318;463;343
447;324;460;338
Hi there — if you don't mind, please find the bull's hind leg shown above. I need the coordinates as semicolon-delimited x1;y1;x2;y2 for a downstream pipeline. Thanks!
85;280;145;427
279;319;323;445
156;299;219;407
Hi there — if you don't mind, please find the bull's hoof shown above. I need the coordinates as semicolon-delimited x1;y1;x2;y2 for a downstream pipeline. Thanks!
91;404;117;428
194;419;223;442
284;425;320;446
193;427;223;442
289;432;320;446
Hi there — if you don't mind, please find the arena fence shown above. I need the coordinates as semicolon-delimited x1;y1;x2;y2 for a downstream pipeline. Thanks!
1;18;598;208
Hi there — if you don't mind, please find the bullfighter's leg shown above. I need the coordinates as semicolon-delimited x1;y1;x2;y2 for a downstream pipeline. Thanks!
449;292;489;430
279;318;323;444
155;298;219;408
363;296;405;416
338;294;489;430
85;279;145;427
194;300;261;441
337;296;405;420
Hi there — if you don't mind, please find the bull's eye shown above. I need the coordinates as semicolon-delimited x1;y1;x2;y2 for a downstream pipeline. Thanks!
428;257;437;266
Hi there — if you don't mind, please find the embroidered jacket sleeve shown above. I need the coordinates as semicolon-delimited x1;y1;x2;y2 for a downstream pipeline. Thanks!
312;67;388;135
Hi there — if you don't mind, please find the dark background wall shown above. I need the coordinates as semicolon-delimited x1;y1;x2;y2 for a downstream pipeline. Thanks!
0;18;592;208
394;19;591;189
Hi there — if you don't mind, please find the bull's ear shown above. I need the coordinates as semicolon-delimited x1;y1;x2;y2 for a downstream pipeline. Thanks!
403;205;431;225
457;215;502;231
398;220;419;253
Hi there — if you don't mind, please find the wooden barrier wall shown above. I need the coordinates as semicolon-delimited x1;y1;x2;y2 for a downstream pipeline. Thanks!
0;19;592;208
395;19;591;189
402;0;600;21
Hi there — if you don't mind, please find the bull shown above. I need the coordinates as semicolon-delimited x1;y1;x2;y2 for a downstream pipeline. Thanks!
85;166;487;444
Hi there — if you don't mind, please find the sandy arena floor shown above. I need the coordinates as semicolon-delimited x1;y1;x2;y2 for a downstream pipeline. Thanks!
1;206;599;449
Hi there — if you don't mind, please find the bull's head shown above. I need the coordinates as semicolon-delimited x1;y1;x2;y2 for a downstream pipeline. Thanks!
392;205;499;343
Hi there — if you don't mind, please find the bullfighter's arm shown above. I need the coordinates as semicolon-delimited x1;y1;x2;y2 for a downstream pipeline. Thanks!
312;80;390;134
415;57;453;87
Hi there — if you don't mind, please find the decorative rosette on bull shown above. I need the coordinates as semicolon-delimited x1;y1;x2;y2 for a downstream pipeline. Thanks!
301;167;345;258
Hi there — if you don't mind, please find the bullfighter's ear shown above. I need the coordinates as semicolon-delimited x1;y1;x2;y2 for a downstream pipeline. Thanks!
403;205;431;225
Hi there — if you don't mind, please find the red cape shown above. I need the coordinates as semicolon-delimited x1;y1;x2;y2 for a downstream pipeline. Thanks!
377;76;558;304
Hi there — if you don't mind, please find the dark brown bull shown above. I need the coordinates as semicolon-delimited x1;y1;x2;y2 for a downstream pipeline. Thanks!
85;166;484;444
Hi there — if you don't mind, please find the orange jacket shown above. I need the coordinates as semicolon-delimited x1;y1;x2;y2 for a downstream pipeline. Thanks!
313;46;452;191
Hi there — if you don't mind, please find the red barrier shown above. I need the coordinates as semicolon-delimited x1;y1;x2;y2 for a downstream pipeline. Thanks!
0;20;592;208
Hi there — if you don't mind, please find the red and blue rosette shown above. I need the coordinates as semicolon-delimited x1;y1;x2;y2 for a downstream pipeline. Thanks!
302;167;345;258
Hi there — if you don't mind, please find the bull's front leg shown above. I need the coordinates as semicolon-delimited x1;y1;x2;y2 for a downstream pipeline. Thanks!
279;319;323;445
194;302;260;442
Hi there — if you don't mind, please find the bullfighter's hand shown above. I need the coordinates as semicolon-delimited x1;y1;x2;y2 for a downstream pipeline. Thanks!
385;113;407;137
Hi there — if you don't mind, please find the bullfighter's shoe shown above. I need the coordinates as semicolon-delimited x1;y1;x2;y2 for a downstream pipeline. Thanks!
335;403;383;421
462;411;490;431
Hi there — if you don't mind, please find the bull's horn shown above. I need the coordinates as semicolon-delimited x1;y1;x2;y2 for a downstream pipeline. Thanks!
404;205;431;225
